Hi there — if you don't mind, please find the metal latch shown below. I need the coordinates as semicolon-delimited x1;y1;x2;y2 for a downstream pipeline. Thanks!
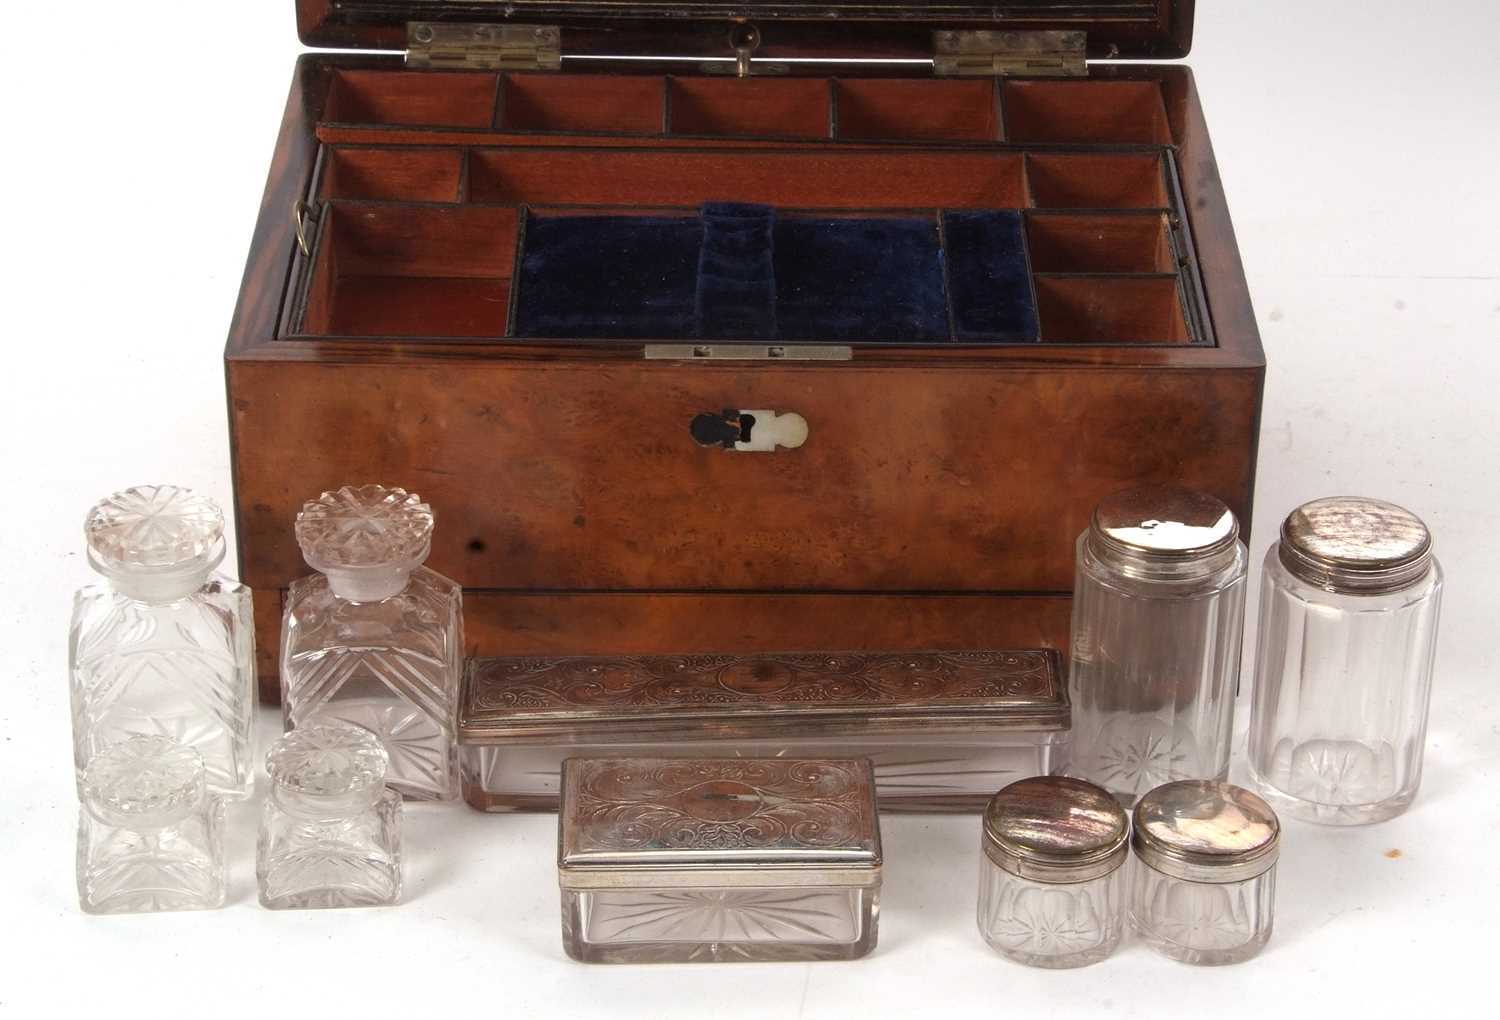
406;23;562;71
933;30;1087;77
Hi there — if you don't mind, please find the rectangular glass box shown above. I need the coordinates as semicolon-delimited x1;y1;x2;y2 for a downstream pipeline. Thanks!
459;650;1069;812
558;756;882;963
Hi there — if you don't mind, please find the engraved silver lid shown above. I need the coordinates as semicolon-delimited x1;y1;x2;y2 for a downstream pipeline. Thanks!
1132;781;1280;884
558;757;881;890
1279;497;1434;595
1089;486;1240;578
982;776;1128;884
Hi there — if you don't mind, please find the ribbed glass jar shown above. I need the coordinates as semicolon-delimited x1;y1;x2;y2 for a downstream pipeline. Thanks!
1248;497;1443;825
1062;487;1248;804
977;776;1128;968
1130;780;1279;965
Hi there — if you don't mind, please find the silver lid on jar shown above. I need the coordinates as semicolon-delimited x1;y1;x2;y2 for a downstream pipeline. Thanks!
1088;486;1240;578
1279;497;1434;595
1132;781;1280;884
983;776;1129;884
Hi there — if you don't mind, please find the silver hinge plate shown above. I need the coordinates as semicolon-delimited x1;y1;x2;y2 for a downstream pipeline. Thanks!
406;23;562;71
933;30;1087;77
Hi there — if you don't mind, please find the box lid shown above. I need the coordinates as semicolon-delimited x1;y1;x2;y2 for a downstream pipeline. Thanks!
461;649;1067;744
558;757;881;889
297;1;1194;61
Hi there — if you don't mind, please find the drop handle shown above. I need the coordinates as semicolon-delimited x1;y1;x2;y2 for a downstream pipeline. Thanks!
690;409;808;452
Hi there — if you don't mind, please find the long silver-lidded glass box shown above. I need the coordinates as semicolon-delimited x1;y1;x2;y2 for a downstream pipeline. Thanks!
558;756;882;963
459;649;1069;812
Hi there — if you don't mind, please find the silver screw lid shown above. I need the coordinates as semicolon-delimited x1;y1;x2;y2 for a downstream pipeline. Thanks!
1089;486;1240;579
1279;497;1434;595
1132;780;1280;884
983;776;1129;884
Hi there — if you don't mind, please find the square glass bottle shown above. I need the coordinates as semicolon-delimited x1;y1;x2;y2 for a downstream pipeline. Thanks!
281;485;464;801
77;736;227;914
258;724;402;909
70;485;256;799
559;757;882;963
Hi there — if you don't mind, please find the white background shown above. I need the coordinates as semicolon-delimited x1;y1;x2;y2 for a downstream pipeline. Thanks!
2;2;1497;1016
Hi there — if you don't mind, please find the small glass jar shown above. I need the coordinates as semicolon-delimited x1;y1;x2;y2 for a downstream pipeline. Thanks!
977;776;1128;968
1131;780;1279;965
1063;487;1248;804
77;736;227;914
1249;498;1443;825
257;724;402;910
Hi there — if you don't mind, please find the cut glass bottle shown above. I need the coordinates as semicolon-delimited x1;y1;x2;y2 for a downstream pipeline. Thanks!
281;485;464;801
70;485;256;799
258;723;402;909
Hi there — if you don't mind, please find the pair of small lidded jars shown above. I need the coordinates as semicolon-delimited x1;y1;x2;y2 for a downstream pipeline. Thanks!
979;776;1280;967
77;724;403;913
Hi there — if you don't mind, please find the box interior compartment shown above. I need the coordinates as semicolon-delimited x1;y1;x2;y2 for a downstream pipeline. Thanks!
324;69;500;129
295;75;1202;347
501;74;666;134
301;203;518;338
1002;81;1172;144
836;79;1000;142
317;70;1179;147
668;77;833;139
1035;275;1189;343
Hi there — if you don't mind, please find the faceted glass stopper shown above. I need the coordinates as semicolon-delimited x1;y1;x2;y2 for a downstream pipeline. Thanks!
296;485;433;569
267;724;390;815
84;485;225;573
81;735;207;829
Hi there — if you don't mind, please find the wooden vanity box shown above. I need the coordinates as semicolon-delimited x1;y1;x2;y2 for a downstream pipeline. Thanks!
227;1;1264;699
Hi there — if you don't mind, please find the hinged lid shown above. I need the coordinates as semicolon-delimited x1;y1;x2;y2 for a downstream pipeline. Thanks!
559;757;882;889
297;2;1194;62
406;22;562;70
933;30;1086;77
461;649;1067;744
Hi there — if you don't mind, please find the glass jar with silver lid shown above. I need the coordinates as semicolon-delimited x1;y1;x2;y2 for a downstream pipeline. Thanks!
1131;780;1280;965
1248;497;1443;824
978;776;1128;968
1062;486;1248;804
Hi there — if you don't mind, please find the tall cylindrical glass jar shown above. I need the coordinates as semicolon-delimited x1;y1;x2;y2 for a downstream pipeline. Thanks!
1248;497;1442;825
1063;487;1248;805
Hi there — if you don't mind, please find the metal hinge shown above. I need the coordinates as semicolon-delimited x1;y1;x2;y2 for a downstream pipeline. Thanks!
406;23;562;71
933;30;1087;77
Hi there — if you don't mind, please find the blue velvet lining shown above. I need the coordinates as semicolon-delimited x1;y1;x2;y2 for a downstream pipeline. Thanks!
513;203;1038;342
942;209;1040;342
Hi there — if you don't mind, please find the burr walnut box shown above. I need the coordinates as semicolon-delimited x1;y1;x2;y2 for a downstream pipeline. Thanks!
228;1;1264;698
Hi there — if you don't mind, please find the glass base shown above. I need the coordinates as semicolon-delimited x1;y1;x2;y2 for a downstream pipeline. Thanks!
466;739;1055;814
1249;761;1416;826
1135;925;1270;966
562;887;878;963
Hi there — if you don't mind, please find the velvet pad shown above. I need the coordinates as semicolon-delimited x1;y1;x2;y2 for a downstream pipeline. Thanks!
513;203;1038;342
